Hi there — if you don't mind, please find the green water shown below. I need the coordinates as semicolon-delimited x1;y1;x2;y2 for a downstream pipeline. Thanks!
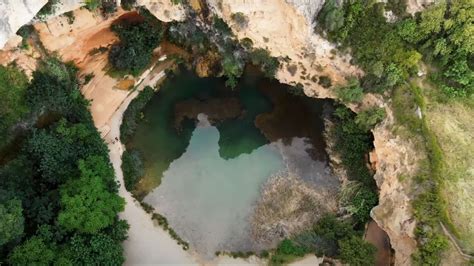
130;68;273;193
129;68;338;257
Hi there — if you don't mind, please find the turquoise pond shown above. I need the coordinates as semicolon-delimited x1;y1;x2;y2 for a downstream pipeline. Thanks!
128;68;339;257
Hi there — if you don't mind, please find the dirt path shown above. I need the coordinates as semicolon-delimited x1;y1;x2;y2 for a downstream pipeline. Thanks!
103;73;198;265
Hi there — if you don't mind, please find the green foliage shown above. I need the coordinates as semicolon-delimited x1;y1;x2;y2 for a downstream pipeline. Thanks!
338;235;377;266
0;65;29;148
231;12;248;28
248;48;280;78
121;0;137;10
270;239;308;265
385;0;408;17
318;76;332;88
274;214;376;264
0;58;127;264
347;185;379;224
167;21;211;53
398;1;474;97
222;54;244;88
336;77;364;103
36;0;60;19
332;107;378;224
101;0;117;14
317;1;421;92
317;0;346;36
8;237;55;265
27;58;90;122
309;214;355;256
0;196;24;246
64;11;75;24
213;16;233;35
65;231;125;265
109;15;164;75
58;156;124;234
121;149;145;191
121;86;155;142
355;107;386;131
26;119;108;185
412;230;448;265
85;0;100;10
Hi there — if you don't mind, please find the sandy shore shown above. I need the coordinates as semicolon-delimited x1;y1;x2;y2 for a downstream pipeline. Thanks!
104;83;199;265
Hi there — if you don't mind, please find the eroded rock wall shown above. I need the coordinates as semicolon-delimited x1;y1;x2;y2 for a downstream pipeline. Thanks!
138;0;186;21
206;0;362;99
371;107;422;265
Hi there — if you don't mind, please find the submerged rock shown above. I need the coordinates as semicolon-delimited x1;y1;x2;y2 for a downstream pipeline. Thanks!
251;172;337;246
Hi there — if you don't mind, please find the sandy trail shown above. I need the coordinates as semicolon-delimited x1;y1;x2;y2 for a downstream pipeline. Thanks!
104;72;198;265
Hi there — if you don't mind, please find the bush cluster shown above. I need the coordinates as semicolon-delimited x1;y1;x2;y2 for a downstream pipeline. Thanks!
121;149;145;191
332;107;380;224
109;15;164;76
0;59;127;264
120;86;155;142
270;215;376;265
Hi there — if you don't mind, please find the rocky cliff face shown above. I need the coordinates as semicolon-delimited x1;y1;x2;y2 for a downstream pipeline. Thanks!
203;1;419;265
0;0;48;48
138;0;186;22
206;0;362;99
371;108;422;265
0;0;433;264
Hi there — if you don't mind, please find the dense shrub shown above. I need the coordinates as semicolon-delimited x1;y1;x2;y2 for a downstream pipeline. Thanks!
332;107;379;224
121;0;137;10
0;65;29;148
272;214;376;265
316;1;420;92
231;12;249;28
109;15;164;75
355;107;386;132
270;239;308;265
336;77;364;103
120;86;155;142
0;58;127;263
121;149;145;191
248;48;280;78
339;235;377;266
36;0;60;19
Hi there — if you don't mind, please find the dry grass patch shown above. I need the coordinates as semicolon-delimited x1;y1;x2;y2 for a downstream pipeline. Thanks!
426;101;474;252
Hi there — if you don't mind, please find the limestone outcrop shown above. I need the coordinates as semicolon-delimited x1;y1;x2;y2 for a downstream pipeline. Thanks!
0;0;48;48
138;0;186;22
206;0;362;99
370;107;422;265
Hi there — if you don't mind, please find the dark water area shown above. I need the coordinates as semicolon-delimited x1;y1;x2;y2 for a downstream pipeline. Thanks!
129;67;338;256
365;220;393;266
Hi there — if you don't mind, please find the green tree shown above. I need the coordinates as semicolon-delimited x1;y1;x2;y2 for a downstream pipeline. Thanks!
336;78;364;103
65;233;125;265
0;197;24;246
122;149;145;191
355;107;386;131
109;16;164;75
58;156;124;234
0;65;29;148
8;237;55;265
338;235;377;266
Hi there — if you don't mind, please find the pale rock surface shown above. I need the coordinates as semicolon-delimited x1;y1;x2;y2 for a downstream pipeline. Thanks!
0;35;40;77
0;0;48;49
371;107;422;266
50;0;84;17
406;0;437;14
138;0;186;22
206;0;362;99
